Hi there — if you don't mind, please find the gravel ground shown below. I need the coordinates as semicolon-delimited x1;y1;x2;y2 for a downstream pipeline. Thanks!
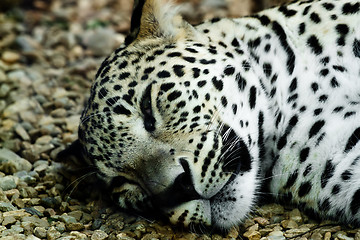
0;1;360;239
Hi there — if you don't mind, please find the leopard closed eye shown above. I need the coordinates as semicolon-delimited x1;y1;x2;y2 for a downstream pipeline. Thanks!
61;0;360;230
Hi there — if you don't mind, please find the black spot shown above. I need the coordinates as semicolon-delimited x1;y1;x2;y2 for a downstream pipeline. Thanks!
192;68;201;78
309;120;325;138
303;5;311;15
332;185;341;195
157;70;171;78
197;81;206;88
311;82;319;92
344;127;360;153
272;21;295;74
298;181;312;197
341;170;352;180
248;37;262;48
232;104;238;115
168;52;182;57
336;24;349;36
330;77;340;88
212;77;223;91
333;106;344;112
118;61;128;69
231;38;240;47
200;59;216;65
185;47;198;53
299;147;310;163
254;14;271;26
236;73;247;91
342;2;360;14
353;39;360;58
310;12;321;23
263;63;272;77
350;189;360;215
298;22;306;35
113;105;131;115
307;35;323;55
249;86;256;109
144;67;155;74
183;56;196;63
320;69;329;76
106;96;120;106
173;65;185;77
284;170;298;189
277;115;298;150
221;96;228;107
314;108;322;116
160;82;175;92
98;87;108;99
278;5;297;17
322;3;335;10
321;160;335;188
319;95;328;103
224;65;235;76
333;65;346;72
289;78;297;92
167;91;182;101
303;164;312;176
344;111;356;119
193;106;201;113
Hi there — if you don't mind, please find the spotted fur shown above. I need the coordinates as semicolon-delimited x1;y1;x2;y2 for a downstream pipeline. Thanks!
68;0;360;229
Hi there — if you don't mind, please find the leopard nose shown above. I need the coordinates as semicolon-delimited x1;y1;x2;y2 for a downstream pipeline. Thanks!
152;159;201;209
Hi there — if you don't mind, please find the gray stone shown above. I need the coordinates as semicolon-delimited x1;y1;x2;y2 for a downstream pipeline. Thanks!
0;176;17;190
59;214;77;224
0;148;32;174
0;202;17;212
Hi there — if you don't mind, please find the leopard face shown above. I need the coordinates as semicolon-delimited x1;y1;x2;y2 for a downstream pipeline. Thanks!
78;36;261;228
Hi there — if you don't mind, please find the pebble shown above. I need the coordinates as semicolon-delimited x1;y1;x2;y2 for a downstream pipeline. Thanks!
47;226;62;240
33;226;47;238
0;148;32;174
2;215;16;226
0;175;18;190
0;202;17;212
2;51;20;63
91;230;109;240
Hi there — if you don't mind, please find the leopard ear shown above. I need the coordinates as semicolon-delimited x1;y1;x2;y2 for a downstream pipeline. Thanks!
125;0;194;45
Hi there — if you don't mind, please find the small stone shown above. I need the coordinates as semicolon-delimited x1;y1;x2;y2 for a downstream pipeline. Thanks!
253;217;270;226
258;204;284;218
59;214;77;224
0;148;32;174
281;220;298;229
91;229;108;240
267;230;286;240
289;208;303;224
41;197;61;209
0;202;17;211
50;108;67;118
0;176;17;191
47;226;61;240
310;231;323;240
2;216;16;226
243;230;261;240
70;231;87;240
68;210;83;221
335;232;354;240
14;124;31;141
21;216;49;228
284;227;310;238
66;222;84;231
3;209;30;219
33;226;47;238
227;226;239;238
2;51;20;63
